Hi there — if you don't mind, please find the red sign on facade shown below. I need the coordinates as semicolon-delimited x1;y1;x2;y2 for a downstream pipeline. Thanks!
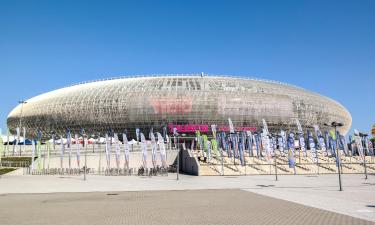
150;97;192;114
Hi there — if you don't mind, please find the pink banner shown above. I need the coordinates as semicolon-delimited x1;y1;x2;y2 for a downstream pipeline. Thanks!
168;123;256;133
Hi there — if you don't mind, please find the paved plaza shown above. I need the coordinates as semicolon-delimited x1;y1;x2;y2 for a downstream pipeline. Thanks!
0;173;374;224
0;189;374;225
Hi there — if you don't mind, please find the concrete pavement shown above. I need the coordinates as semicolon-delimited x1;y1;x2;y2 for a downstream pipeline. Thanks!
0;173;374;222
0;189;374;225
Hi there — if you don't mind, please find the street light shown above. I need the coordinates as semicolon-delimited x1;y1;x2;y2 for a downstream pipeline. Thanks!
270;132;278;181
81;128;87;181
324;122;343;191
358;132;368;180
18;100;27;156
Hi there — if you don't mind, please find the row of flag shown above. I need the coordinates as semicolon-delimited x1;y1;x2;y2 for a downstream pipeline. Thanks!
0;119;374;171
194;119;374;168
60;129;168;170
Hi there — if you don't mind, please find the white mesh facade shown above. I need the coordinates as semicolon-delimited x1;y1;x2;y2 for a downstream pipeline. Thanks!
7;74;352;138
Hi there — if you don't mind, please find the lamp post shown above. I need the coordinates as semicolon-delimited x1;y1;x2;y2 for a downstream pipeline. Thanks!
81;129;87;181
271;133;278;181
358;132;368;180
324;122;343;191
18;100;27;156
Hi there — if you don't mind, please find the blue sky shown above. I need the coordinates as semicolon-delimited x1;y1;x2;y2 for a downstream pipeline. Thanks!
0;0;374;135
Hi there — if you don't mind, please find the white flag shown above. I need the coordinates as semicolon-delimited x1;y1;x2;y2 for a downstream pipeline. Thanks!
75;134;80;168
262;119;272;163
105;133;111;169
140;133;147;168
122;133;130;168
228;118;235;133
114;133;121;168
354;130;365;161
157;132;167;167
296;119;306;156
211;124;217;138
60;136;64;169
31;140;35;170
150;132;157;167
22;127;26;154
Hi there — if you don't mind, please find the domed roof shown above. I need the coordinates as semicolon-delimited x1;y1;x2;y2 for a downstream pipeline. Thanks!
6;74;352;138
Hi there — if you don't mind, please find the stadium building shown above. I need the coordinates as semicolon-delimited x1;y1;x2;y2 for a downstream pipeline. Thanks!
7;74;352;139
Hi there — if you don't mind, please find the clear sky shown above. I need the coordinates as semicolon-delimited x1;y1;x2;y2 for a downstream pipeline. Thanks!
0;0;374;135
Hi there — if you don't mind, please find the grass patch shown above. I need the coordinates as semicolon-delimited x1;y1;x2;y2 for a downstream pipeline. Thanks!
0;167;16;175
1;157;36;162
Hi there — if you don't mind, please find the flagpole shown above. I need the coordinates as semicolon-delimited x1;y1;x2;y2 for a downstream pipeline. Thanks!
274;151;278;181
5;129;9;157
84;133;87;181
358;132;368;180
174;129;179;181
324;122;343;191
98;133;101;174
43;140;46;171
22;127;26;157
273;133;278;181
221;146;224;176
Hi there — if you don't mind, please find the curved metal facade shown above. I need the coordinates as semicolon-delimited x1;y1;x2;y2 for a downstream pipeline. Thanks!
7;75;352;138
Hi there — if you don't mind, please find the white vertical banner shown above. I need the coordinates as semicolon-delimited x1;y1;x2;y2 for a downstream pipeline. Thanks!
122;133;130;169
228;118;234;133
68;133;72;169
354;130;365;162
136;128;140;143
270;136;275;156
150;132;157;168
314;125;327;153
114;133;121;169
0;134;3;164
31;140;35;170
282;130;287;154
246;131;253;156
60;136;64;169
296;119;306;156
166;135;170;150
22;127;26;154
47;141;51;170
6;129;10;156
105;133;111;170
140;133;148;168
307;131;318;163
262;119;273;163
15;127;20;154
75;134;80;168
157;132;167;168
261;132;272;163
278;131;285;154
207;141;212;162
12;133;16;155
211;124;217;138
262;119;269;133
37;139;42;171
